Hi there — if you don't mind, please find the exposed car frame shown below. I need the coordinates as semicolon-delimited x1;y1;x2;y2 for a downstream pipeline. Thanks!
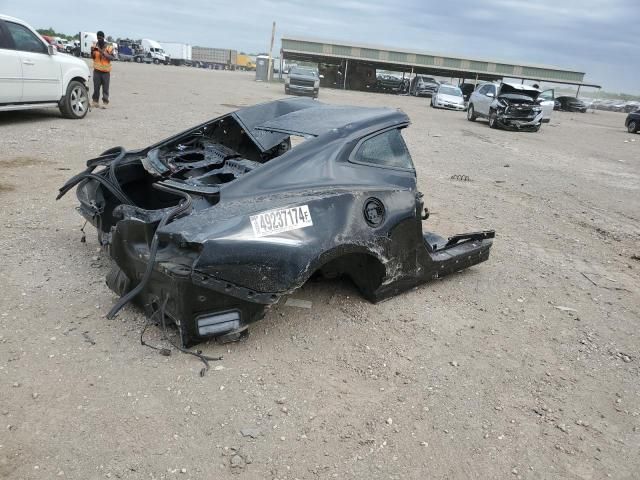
58;98;494;347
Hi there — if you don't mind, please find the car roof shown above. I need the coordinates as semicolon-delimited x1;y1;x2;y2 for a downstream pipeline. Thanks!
0;14;29;24
0;15;48;45
252;98;408;138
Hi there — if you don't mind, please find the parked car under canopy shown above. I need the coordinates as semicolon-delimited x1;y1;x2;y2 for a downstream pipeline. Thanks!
555;96;588;113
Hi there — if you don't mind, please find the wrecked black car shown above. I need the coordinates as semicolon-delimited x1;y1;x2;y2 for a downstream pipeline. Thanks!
59;98;494;347
555;96;588;113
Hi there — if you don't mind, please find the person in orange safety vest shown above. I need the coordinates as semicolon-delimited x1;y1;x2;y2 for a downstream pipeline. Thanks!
91;31;115;109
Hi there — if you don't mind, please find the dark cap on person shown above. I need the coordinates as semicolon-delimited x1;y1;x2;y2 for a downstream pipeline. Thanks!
97;31;105;38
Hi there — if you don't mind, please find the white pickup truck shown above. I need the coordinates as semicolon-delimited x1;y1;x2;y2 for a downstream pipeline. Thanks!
0;14;91;119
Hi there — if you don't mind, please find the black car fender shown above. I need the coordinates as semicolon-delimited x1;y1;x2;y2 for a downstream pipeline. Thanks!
166;187;417;295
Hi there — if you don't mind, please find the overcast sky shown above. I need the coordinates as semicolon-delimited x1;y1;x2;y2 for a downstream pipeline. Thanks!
2;0;637;93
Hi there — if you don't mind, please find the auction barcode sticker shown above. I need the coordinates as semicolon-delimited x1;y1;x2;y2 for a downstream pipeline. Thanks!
250;205;313;237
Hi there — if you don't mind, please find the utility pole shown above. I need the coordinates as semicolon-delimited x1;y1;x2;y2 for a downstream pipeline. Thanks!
343;59;349;90
268;21;276;82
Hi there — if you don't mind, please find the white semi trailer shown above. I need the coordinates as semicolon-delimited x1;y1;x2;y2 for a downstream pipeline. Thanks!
79;31;97;58
161;42;192;66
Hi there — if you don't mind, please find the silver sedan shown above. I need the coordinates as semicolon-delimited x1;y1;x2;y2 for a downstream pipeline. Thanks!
431;85;467;111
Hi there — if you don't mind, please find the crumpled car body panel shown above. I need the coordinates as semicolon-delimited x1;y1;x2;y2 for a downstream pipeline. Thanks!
59;97;495;346
490;94;543;131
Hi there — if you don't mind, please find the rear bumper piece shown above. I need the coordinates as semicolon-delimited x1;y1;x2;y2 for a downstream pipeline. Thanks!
428;237;493;278
426;230;494;277
107;219;279;347
372;230;495;302
107;261;274;347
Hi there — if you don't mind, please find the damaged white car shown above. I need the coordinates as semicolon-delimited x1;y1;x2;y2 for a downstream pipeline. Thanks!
467;82;554;132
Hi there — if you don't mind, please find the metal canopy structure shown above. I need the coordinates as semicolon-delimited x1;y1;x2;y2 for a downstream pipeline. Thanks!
281;37;600;89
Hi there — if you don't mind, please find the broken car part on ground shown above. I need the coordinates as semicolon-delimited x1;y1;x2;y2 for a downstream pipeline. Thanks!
58;97;495;347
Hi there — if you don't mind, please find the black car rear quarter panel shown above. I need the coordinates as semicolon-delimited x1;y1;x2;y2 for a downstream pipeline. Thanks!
60;98;493;347
156;128;420;295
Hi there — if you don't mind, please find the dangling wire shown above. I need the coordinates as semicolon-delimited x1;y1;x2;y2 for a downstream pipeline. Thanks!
157;296;223;376
57;147;133;204
140;306;171;357
139;296;223;376
106;183;192;320
80;220;88;243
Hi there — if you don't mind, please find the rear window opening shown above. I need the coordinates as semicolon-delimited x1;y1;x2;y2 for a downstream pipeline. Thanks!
350;128;414;171
114;115;315;211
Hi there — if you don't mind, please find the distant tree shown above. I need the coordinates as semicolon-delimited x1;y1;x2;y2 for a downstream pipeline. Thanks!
107;35;114;42
36;27;75;41
36;27;55;37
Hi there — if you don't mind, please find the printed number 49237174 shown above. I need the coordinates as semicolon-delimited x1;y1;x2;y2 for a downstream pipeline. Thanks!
250;205;313;237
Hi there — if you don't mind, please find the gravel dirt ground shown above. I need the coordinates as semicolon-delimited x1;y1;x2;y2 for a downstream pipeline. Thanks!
1;63;639;480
